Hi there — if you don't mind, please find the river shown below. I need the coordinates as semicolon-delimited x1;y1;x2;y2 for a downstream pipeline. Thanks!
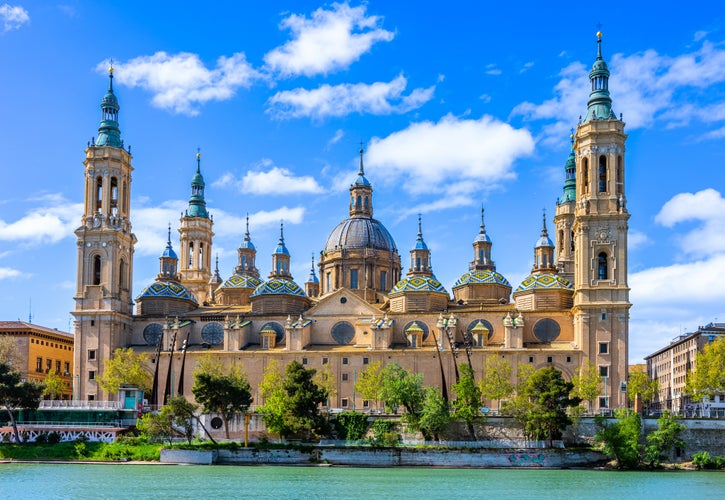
1;463;723;499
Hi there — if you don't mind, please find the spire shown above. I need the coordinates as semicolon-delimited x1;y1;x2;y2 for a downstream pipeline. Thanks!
408;214;432;275
186;149;209;218
560;131;577;204
95;66;123;148
414;214;428;250
358;145;365;177
270;221;292;278
275;221;290;255
470;206;495;271
234;214;259;277
158;223;179;281
583;31;616;122
536;209;553;248
210;254;222;284
350;145;373;217
243;214;254;249
307;253;319;283
532;210;556;273
474;206;492;244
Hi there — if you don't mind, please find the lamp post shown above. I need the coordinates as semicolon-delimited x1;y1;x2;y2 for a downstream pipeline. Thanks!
437;313;460;383
429;322;449;403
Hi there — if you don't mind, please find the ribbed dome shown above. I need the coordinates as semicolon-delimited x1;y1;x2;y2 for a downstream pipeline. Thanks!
250;278;306;298
390;276;447;295
136;281;198;303
515;273;572;293
454;270;511;288
324;217;397;253
220;274;262;290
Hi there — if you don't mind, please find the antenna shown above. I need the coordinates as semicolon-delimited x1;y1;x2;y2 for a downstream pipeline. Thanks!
28;298;32;324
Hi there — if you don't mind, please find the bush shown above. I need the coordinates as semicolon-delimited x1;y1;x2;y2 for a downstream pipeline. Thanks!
370;419;399;447
47;432;62;444
334;412;369;441
74;442;88;458
692;451;712;469
34;433;48;444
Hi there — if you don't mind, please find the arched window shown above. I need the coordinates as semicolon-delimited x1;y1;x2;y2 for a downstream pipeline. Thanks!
122;181;128;214
93;255;102;285
119;260;126;290
356;195;361;208
570;230;575;251
582;158;589;194
616;156;623;195
364;196;369;208
110;177;118;216
416;257;421;270
188;242;194;268
558;230;564;254
95;177;103;213
599;156;607;192
598;252;608;280
199;242;204;270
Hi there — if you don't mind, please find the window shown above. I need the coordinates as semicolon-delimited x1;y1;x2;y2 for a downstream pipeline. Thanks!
350;269;358;289
341;398;349;408
598;155;607;192
119;260;126;290
90;320;95;327
302;357;308;365
93;255;102;285
326;272;331;292
322;357;329;365
88;370;95;381
616;156;623;195
342;357;349;365
601;312;607;320
598;253;608;280
528;356;534;363
599;342;609;354
547;356;553;363
95;177;103;213
88;349;96;360
36;357;43;372
363;357;369;365
56;360;61;373
599;397;609;409
46;359;52;373
87;394;95;401
363;400;370;408
582;158;589;194
380;271;387;290
261;336;269;350
599;366;609;378
342;373;349;381
64;362;70;376
566;356;572;363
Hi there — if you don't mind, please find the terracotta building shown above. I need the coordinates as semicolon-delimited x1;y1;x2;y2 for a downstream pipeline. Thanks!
72;34;630;411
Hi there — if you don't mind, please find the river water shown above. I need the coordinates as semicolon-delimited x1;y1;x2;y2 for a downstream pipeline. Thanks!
1;463;723;499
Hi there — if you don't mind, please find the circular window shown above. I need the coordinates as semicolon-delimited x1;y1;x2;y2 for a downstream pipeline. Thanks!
331;321;355;344
143;323;163;346
210;417;223;430
534;318;561;343
260;322;285;344
340;296;347;304
467;319;494;340
403;321;429;341
201;322;224;345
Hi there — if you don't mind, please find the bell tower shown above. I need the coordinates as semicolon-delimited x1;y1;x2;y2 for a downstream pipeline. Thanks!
72;67;136;400
572;32;630;410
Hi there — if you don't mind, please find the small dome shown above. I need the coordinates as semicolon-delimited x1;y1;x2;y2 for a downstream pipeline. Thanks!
390;275;447;295
242;239;256;251
474;232;492;244
102;91;118;107
219;273;262;290
136;281;198;303
354;174;371;187
250;278;306;298
275;242;290;255
536;235;554;248
191;170;205;188
454;270;511;288
324;217;397;253
161;246;178;259
515;273;572;293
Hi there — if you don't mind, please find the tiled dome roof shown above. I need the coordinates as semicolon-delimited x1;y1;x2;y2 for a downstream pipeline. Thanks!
219;273;261;290
324;217;397;254
515;273;572;293
136;281;197;303
390;275;447;295
453;270;511;288
250;278;306;298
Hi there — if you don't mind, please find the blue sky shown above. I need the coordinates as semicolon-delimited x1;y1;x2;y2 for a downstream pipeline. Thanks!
1;1;724;363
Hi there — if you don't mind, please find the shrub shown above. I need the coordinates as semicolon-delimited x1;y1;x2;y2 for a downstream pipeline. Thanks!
335;412;369;441
34;433;48;444
74;442;88;458
370;419;399;447
47;432;62;444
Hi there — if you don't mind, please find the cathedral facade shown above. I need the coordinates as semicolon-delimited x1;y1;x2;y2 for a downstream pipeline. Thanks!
72;35;630;412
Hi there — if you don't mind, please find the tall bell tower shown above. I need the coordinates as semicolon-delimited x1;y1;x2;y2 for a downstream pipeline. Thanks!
572;32;630;410
72;68;136;400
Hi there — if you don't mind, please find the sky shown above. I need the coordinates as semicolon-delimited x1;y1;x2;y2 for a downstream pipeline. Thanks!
1;1;724;364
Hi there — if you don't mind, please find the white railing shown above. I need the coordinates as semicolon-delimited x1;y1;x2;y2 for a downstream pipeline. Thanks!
38;400;124;410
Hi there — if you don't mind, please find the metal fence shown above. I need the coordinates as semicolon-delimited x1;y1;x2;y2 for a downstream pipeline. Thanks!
318;439;564;449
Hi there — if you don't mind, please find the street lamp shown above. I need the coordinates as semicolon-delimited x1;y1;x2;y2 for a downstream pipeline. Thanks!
437;313;460;382
429;320;449;403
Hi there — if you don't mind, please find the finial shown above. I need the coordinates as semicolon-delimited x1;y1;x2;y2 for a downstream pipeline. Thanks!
541;208;548;236
279;221;285;243
310;253;315;271
245;213;251;239
166;223;172;247
358;142;365;176
417;213;423;238
215;253;219;272
196;147;201;172
480;206;486;234
596;27;603;59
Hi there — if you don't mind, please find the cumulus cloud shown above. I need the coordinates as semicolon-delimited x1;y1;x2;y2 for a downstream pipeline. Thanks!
102;52;261;116
0;195;82;244
366;114;535;194
0;4;29;32
654;188;725;257
267;74;434;119
512;40;725;143
326;129;345;149
0;267;21;280
264;2;394;77
213;160;323;195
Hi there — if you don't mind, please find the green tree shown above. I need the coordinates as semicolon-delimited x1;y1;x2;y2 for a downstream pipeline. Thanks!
644;411;685;467
334;411;370;440
355;360;384;410
137;407;175;446
98;348;152;394
192;362;253;439
519;367;581;444
167;395;200;445
259;361;329;440
0;336;19;370
479;356;513;410
379;363;424;428
627;368;658;409
452;364;482;439
594;408;642;469
686;336;725;406
42;369;67;400
313;362;337;405
0;361;44;443
571;360;602;413
419;386;451;441
515;363;536;394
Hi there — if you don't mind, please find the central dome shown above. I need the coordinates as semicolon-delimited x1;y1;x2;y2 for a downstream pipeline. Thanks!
324;217;397;253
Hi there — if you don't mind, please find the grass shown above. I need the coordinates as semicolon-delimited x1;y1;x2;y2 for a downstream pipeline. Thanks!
0;439;162;462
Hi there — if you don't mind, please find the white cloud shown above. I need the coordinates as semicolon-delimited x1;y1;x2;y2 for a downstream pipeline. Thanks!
0;267;21;279
264;2;394;77
267;74;434;119
0;4;29;32
366;114;535;194
326;129;345;149
213;160;323;195
214;206;306;238
0;196;82;244
484;64;501;76
520;61;534;73
103;52;261;116
512;41;725;143
627;230;650;251
655;188;725;257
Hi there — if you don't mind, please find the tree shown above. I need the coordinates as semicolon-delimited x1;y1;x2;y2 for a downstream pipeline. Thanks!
479;356;513;410
0;336;19;370
98;348;152;395
571;360;602;413
516;367;581;444
313;362;337;405
167;395;199;445
192;362;253;439
418;386;450;441
627;367;658;410
0;361;44;443
259;361;329;440
686;336;725;406
355;360;384;410
42;369;67;400
644;411;685;467
594;408;642;469
452;364;482;439
137;406;175;446
379;363;424;428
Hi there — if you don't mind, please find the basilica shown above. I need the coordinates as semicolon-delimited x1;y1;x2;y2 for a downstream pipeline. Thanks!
72;34;630;412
